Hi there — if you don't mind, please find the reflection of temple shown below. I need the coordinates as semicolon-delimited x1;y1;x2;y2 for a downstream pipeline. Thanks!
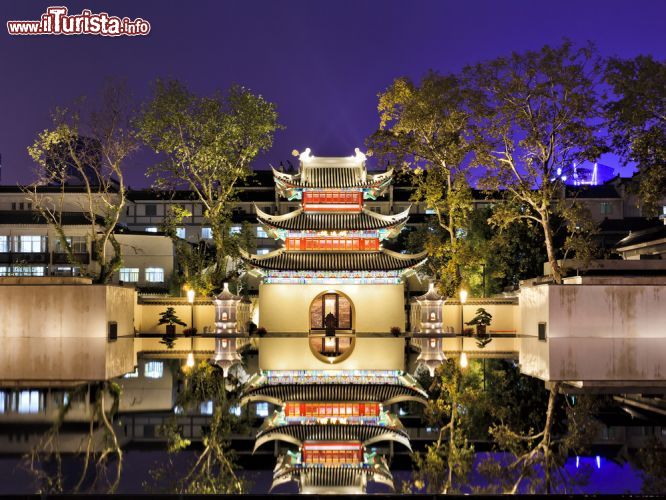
240;149;427;493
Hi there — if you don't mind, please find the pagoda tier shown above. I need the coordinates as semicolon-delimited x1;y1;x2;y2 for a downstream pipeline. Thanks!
254;407;412;452
240;370;428;407
242;247;426;273
255;205;411;235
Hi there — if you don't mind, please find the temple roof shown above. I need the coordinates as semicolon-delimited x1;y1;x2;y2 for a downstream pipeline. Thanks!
241;247;427;272
255;205;411;232
272;165;393;190
241;370;428;406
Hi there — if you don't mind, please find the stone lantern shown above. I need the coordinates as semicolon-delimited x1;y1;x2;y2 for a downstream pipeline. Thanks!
212;283;242;376
414;282;446;376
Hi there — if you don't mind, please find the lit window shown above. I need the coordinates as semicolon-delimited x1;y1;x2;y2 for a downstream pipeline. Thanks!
256;227;268;238
145;204;157;217
200;401;213;415
18;390;42;414
229;225;242;235
145;227;158;233
201;227;213;239
144;361;164;379
0;236;9;253
230;405;241;416
600;202;613;215
16;235;44;253
0;391;4;414
425;208;436;215
145;267;164;282
256;402;269;417
257;248;270;255
0;266;8;276
10;266;44;276
175;227;186;239
123;367;139;378
120;268;139;282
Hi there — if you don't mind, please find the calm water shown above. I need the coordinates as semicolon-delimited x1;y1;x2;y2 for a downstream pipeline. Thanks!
0;452;644;494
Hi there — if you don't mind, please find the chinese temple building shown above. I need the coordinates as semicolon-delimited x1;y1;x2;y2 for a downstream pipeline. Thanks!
240;149;428;493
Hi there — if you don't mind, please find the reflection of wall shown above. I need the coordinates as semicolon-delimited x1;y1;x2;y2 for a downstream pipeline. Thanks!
0;280;135;382
259;337;404;371
258;283;405;333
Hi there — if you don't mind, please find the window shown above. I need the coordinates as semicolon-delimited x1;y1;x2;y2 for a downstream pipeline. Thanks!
425;208;436;215
256;226;268;238
145;204;157;216
145;227;158;233
600;202;613;215
230;405;242;417
9;266;44;276
19;202;24;210
0;391;5;414
54;267;80;277
538;322;547;342
175;227;186;239
0;236;8;253
11;202;15;210
120;268;139;282
201;227;213;239
18;390;42;414
145;267;164;282
255;402;269;417
229;225;242;235
200;401;214;415
144;361;164;379
257;248;270;255
55;236;86;254
16;235;44;253
310;292;352;330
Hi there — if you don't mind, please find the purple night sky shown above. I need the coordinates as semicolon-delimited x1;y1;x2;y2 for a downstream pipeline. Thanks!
1;0;665;187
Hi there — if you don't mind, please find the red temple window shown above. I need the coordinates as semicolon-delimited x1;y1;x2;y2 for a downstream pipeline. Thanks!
303;191;362;209
286;237;379;251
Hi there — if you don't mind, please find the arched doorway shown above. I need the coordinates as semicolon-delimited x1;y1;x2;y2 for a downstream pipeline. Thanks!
309;291;355;363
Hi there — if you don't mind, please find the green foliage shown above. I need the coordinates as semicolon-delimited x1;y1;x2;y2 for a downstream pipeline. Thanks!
157;307;187;327
604;55;666;216
465;41;606;283
25;81;138;284
407;359;485;493
369;72;477;294
136;79;282;286
465;307;492;326
632;436;666;494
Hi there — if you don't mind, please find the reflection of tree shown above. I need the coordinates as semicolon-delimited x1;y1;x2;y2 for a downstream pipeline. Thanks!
146;362;248;494
24;381;123;493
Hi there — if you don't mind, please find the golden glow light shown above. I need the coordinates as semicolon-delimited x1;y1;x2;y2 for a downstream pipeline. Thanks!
459;289;468;304
186;351;195;368
187;289;195;304
459;352;468;369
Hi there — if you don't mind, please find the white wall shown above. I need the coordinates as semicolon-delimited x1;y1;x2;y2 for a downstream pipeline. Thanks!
0;282;136;382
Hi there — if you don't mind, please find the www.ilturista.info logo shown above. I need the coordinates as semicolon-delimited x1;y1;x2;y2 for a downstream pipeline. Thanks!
7;6;150;36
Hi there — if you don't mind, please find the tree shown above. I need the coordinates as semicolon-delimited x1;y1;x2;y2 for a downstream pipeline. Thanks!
407;359;485;494
368;72;477;295
136;80;282;285
26;82;138;283
604;55;666;216
465;42;606;283
478;361;601;494
25;382;124;494
146;361;247;494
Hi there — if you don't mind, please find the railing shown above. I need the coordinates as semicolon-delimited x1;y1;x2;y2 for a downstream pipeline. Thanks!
51;251;90;264
0;252;49;264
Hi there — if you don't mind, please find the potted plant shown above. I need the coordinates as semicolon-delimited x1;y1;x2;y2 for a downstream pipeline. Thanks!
183;327;198;336
390;326;402;337
465;308;493;349
158;307;186;338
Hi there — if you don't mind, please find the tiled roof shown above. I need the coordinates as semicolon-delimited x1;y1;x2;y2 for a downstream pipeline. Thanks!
242;248;427;272
273;166;393;189
565;184;621;199
255;206;410;231
616;225;666;249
